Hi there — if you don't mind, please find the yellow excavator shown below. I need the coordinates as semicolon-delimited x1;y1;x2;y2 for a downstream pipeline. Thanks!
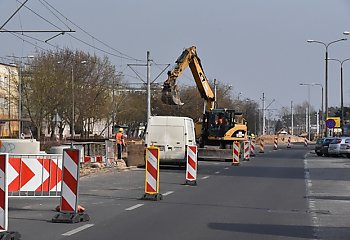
162;46;247;153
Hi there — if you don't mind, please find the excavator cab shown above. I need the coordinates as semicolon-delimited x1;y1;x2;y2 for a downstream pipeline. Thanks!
199;109;248;148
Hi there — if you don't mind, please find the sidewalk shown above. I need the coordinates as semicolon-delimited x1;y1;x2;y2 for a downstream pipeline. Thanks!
305;152;350;240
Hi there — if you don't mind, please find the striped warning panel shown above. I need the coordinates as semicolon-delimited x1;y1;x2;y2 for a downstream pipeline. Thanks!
145;147;160;194
60;149;80;213
186;146;197;181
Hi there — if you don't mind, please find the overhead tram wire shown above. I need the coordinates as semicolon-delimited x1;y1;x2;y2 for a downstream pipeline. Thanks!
10;0;142;62
40;0;143;62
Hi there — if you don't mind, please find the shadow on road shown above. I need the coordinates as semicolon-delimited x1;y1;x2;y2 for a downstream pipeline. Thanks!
208;222;316;238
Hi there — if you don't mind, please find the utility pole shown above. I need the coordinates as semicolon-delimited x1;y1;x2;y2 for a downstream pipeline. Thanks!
291;101;294;136
262;93;266;135
147;51;151;123
214;79;217;108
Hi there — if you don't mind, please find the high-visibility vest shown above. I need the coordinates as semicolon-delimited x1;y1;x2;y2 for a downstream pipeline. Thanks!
116;132;124;144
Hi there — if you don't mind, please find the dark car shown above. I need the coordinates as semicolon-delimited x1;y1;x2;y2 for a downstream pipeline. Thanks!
315;137;334;156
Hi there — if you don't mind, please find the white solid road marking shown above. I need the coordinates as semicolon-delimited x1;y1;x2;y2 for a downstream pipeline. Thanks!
62;224;95;236
201;176;210;180
162;191;174;196
224;167;229;170
125;204;144;211
215;171;220;174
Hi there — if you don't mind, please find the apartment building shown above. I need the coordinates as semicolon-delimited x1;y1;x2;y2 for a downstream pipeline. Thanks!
0;63;19;137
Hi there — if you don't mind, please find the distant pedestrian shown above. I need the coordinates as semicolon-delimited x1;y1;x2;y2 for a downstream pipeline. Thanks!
116;128;125;160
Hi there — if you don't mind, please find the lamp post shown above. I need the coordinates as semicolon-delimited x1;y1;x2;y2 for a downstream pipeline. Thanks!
328;58;350;134
312;83;324;137
299;83;312;140
307;34;348;129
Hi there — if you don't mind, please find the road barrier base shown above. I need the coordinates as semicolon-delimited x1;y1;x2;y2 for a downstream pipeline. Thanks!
0;231;21;240
184;180;197;186
141;193;163;201
52;212;90;224
232;162;240;166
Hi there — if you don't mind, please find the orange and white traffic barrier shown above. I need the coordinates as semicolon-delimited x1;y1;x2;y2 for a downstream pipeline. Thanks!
250;139;256;156
243;140;250;161
259;139;265;153
0;154;20;239
185;146;197;185
8;154;62;197
232;141;240;166
52;149;90;223
287;137;291;148
142;146;162;201
304;137;308;147
273;136;278;150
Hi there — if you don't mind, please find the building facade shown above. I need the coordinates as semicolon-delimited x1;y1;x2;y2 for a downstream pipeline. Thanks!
0;63;19;137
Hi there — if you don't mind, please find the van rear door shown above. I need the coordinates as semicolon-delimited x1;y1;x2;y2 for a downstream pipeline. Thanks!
164;124;185;161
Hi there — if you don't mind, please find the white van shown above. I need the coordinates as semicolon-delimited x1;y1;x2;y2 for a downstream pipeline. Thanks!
144;116;196;165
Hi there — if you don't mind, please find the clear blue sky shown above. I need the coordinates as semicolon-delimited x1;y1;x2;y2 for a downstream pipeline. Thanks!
1;0;350;114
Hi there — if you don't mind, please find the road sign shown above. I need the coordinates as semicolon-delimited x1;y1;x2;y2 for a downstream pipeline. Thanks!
326;117;340;128
325;119;336;129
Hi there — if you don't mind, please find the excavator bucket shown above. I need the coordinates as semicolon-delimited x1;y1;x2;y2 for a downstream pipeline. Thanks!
161;84;184;105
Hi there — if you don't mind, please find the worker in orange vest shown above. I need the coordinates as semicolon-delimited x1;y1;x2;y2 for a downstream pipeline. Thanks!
116;128;125;160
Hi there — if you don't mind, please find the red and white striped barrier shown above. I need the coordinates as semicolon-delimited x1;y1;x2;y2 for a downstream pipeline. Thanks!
304;137;308;147
52;149;89;223
259;139;265;153
8;155;62;196
243;141;250;161
0;154;20;239
185;146;197;185
287;137;291;148
232;142;240;166
250;139;256;156
142;146;162;200
273;137;278;150
0;154;8;232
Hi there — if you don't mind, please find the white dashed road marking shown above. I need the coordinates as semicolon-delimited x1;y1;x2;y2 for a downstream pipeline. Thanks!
125;204;144;211
162;191;174;196
62;224;95;236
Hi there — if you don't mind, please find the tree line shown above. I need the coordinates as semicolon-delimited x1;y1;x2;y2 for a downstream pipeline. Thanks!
5;48;271;140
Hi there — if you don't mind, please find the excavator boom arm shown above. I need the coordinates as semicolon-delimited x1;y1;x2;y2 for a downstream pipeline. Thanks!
161;46;215;110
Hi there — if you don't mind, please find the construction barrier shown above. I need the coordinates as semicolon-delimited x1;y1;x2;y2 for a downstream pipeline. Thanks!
185;146;197;185
52;149;89;223
142;146;162;201
0;154;21;239
287;137;291;148
273;136;278;150
8;154;62;197
243;141;250;161
259;139;264;153
304;137;308;147
232;141;240;166
250;139;256;156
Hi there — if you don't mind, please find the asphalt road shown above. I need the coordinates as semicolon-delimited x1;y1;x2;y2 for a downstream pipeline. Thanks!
8;144;349;240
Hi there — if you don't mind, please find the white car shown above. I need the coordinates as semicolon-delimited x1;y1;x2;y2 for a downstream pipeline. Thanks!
328;137;348;156
339;137;350;157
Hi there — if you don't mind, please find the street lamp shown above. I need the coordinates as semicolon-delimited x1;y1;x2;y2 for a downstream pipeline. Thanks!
312;83;324;137
307;33;348;129
328;58;350;135
299;83;312;140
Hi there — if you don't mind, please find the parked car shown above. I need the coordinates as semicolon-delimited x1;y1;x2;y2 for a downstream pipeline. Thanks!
339;137;350;157
314;137;334;156
328;137;348;157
